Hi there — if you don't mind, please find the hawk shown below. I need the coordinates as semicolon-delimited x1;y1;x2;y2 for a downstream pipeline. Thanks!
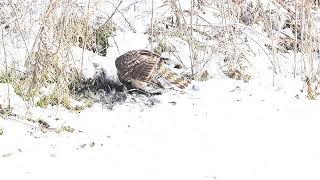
115;49;190;93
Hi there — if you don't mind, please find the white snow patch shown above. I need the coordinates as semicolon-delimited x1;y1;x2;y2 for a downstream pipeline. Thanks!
1;78;320;180
107;32;150;58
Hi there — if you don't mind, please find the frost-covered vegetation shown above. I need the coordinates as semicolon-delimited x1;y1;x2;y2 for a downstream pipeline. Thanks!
1;0;320;179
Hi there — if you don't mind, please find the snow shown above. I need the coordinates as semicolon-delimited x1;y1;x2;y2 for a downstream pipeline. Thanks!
107;32;150;58
1;76;320;180
1;0;320;180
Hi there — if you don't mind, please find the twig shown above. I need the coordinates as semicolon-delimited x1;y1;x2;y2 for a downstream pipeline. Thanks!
96;0;123;32
150;0;154;50
189;0;195;78
81;0;91;71
2;29;10;108
294;0;298;78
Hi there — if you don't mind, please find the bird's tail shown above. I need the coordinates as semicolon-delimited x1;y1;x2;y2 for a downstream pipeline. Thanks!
155;65;190;89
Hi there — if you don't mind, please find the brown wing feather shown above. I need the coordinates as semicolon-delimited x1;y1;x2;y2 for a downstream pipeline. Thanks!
154;62;190;89
115;49;190;91
115;50;160;82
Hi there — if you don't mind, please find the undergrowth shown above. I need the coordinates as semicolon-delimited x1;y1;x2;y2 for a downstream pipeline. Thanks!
1;0;320;110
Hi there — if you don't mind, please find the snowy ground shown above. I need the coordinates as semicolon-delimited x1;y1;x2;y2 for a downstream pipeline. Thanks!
1;76;320;180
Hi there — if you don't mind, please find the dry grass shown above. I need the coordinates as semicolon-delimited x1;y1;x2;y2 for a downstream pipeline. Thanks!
1;0;320;108
0;0;114;108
